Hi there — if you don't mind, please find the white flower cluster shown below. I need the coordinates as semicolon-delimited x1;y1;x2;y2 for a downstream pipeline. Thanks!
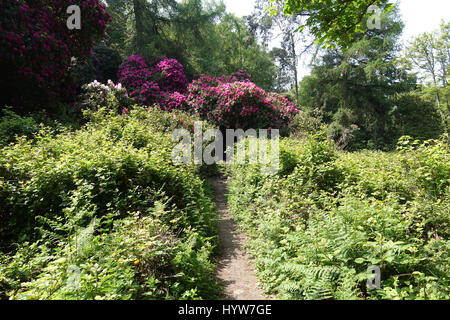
86;80;124;91
107;80;123;90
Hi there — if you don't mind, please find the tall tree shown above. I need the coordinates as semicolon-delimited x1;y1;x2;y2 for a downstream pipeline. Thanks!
270;47;294;92
248;0;313;101
405;21;450;131
297;7;421;150
106;0;181;57
133;0;145;53
214;14;276;89
105;0;277;88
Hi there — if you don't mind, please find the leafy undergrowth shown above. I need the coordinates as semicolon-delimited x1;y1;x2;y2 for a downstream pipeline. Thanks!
228;134;449;300
0;107;220;300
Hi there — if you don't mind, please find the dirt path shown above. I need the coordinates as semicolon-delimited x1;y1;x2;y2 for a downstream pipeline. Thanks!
209;177;267;300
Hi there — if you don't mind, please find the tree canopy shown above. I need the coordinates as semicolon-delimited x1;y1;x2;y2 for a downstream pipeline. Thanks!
273;0;393;46
296;7;443;149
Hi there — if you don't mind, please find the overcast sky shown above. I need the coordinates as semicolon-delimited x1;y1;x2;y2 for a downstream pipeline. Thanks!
222;0;450;79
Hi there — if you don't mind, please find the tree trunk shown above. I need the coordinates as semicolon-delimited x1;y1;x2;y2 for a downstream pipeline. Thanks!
290;33;299;106
432;74;448;132
133;0;144;54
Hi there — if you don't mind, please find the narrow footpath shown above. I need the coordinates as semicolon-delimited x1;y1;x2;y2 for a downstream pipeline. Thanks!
209;177;267;300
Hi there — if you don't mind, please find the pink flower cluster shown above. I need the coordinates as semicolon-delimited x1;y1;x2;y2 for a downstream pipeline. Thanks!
267;92;302;124
117;55;153;90
118;56;188;108
186;75;301;130
0;0;110;106
154;58;189;94
217;69;252;84
118;57;300;130
186;76;222;118
164;92;189;112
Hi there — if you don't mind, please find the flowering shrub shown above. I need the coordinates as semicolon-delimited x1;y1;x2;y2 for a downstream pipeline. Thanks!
118;56;188;109
212;82;279;129
186;71;252;118
117;55;152;91
186;76;221;118
154;58;189;94
136;81;163;106
187;77;300;130
0;0;110;110
267;92;301;124
118;57;299;130
164;92;189;112
218;69;252;83
81;80;133;113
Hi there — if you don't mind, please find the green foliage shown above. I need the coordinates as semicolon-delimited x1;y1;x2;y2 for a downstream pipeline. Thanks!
296;7;438;150
391;91;444;141
288;110;326;140
72;44;123;89
213;14;277;90
228;135;450;300
0;108;39;147
404;21;450;131
0;108;219;299
275;0;391;47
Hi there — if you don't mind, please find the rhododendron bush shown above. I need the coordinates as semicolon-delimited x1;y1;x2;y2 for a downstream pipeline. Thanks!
186;76;222;118
217;69;252;84
0;0;110;111
81;80;133;113
165;92;189;112
118;55;299;130
186;75;300;130
154;58;189;94
211;82;298;130
118;55;188;110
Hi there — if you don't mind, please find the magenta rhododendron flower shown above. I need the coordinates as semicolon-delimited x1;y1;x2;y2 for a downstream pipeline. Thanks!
186;75;300;130
154;58;188;94
118;56;188;110
0;0;111;108
117;56;300;130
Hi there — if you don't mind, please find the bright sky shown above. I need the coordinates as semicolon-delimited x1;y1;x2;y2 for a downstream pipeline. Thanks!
223;0;450;79
398;0;450;43
224;0;449;42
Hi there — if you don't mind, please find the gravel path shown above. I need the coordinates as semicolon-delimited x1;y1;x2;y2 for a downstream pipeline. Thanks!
209;177;267;300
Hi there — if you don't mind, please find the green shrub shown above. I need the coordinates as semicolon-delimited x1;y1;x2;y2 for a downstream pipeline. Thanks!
391;92;444;142
1;208;217;300
72;44;123;89
80;80;134;114
0;108;39;147
228;135;450;300
289;110;326;140
0;108;219;299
